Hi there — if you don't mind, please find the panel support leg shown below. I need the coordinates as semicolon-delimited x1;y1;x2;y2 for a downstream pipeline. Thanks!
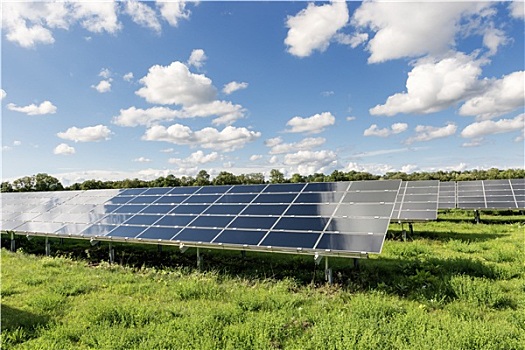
10;232;15;252
45;237;51;256
474;210;480;224
241;250;246;259
197;247;203;269
409;223;414;237
401;222;407;241
157;244;162;253
109;243;115;264
324;257;332;285
353;258;359;269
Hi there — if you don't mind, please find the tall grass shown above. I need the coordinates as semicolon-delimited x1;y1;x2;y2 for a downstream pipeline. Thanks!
1;211;524;349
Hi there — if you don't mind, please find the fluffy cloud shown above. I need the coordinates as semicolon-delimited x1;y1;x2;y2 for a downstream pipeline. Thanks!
156;1;191;27
136;61;216;106
334;32;368;48
459;71;524;120
7;100;57;115
57;124;112;142
266;137;326;155
92;79;112;93
460;114;524;139
1;89;6;100
405;123;457;144
363;123;408;137
113;106;179;127
285;112;335;134
142;124;261;152
124;1;161;33
123;72;134;82
285;1;349;57
187;49;207;68
69;2;121;34
133;157;152;163
249;155;263;161
182;101;246;126
483;27;508;56
283;150;338;175
53;143;75;155
223;81;248;95
370;53;483;116
509;2;525;19
99;68;111;79
352;2;492;63
169;150;219;166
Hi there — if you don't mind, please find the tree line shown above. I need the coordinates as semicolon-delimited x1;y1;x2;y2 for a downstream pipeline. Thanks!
1;168;524;192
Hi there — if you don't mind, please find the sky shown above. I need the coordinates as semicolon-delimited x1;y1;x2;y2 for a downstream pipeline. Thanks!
1;0;524;185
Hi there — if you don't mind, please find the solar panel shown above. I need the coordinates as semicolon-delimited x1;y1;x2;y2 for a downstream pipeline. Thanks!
455;179;524;210
392;180;439;221
1;180;402;257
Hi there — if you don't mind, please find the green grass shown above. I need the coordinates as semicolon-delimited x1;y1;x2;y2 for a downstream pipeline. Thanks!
1;211;524;349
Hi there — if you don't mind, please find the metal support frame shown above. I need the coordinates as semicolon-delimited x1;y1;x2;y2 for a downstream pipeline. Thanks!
474;209;481;224
196;247;203;269
324;256;333;285
109;242;115;264
10;232;15;252
157;244;163;253
401;222;407;241
45;237;51;256
409;223;414;236
353;258;359;269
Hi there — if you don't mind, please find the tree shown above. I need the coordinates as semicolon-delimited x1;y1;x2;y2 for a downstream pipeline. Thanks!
12;173;63;191
1;181;13;192
269;169;285;183
213;171;240;185
290;173;305;183
194;170;211;186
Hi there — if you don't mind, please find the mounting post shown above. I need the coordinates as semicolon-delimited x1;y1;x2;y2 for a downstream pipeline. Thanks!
324;256;332;285
241;250;246;259
109;242;115;264
474;210;480;224
10;232;15;252
409;222;414;236
45;237;51;256
401;222;407;241
197;247;203;269
353;258;359;269
157;244;163;253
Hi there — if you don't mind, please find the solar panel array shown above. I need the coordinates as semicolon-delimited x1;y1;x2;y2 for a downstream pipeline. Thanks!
438;179;525;210
1;181;402;256
392;180;439;222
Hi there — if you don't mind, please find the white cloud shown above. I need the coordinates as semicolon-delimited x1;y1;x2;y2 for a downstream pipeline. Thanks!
98;68;111;79
334;32;368;48
133;157;152;163
285;112;335;134
7;100;57;115
269;155;279;164
345;161;395;175
370;53;484;116
92;79;112;93
401;164;419;173
346;116;356;121
160;148;174;153
459;71;524;120
13;141;22;146
156;1;191;27
142;124;261;152
321;91;334;97
0;89;6;100
483;27;508;56
405;123;457;144
181;100;245;126
267;137;326;155
136;61;216;106
70;2;121;34
54;143;75;155
460;114;524;139
187;49;207;69
113;106;179;127
124;0;161;33
249;154;262;161
285;1;349;57
462;138;485;148
123;72;134;82
57;124;112;142
223;81;248;95
363;123;408;137
352;2;492;63
509;1;525;19
283;150;338;175
264;137;283;148
169;150;219;166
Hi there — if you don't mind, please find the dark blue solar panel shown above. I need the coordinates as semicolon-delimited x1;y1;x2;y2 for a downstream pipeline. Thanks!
184;194;220;204
112;204;147;214
80;225;117;236
196;185;232;194
140;205;176;214
171;204;209;215
285;204;337;217
142;187;174;195
204;205;246;215
154;196;187;204
243;205;289;216
252;193;297;204
105;196;133;204
190;215;234;228
228;216;279;229
120;188;148;196
97;214;134;225
228;184;266;193
213;229;267;245
138;226;181;240
294;192;343;204
263;183;304;193
274;217;328;232
216;194;257;204
172;228;222;242
304;182;348;192
108;225;145;238
127;196;161;204
124;215;162;226
261;231;320;248
156;215;195;227
169;187;200;195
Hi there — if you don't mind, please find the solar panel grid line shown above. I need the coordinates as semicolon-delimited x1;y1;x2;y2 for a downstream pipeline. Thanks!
396;181;409;220
507;179;520;208
209;183;271;244
255;183;308;247
481;180;488;209
311;181;353;250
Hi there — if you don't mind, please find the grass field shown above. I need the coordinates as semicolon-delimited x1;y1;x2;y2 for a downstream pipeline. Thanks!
1;210;524;349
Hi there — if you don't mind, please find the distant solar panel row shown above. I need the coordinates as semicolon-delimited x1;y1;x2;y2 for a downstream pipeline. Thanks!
438;179;525;210
392;180;439;221
1;181;401;256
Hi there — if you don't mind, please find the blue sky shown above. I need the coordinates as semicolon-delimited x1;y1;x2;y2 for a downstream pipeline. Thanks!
2;1;524;185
